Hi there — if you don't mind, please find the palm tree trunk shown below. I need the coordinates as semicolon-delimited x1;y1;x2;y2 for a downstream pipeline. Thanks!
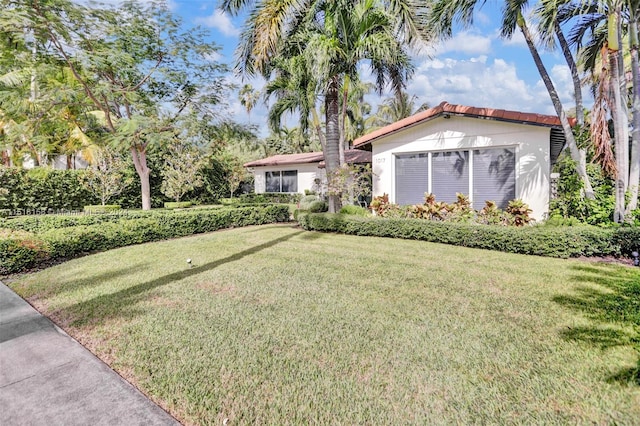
627;17;640;213
609;8;629;222
325;76;342;213
555;21;583;126
517;14;594;199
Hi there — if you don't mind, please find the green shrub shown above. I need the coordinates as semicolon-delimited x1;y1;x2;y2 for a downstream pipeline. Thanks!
83;205;122;213
0;205;291;274
308;200;328;213
297;213;638;259
299;195;319;210
339;205;370;216
164;201;193;209
238;193;302;204
0;229;50;274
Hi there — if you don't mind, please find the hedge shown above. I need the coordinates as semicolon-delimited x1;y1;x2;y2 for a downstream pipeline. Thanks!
298;213;640;259
0;205;291;275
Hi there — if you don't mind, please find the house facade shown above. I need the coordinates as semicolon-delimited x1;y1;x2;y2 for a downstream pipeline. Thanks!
244;150;372;195
353;102;566;221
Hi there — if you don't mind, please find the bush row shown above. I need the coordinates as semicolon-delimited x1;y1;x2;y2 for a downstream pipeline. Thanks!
298;213;640;259
0;205;291;275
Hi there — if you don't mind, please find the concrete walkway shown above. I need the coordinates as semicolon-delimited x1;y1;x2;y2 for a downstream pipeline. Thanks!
0;282;180;425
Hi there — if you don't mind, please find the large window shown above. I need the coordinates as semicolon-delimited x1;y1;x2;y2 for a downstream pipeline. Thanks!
265;170;298;193
394;147;515;208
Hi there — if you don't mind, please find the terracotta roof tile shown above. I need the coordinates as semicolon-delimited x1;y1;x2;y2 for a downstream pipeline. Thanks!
244;149;371;168
353;101;573;148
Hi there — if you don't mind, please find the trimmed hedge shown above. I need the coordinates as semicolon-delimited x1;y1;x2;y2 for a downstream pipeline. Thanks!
164;201;192;209
0;205;291;275
298;213;640;259
83;205;122;213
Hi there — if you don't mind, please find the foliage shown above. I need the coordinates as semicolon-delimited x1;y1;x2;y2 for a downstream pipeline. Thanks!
160;141;206;202
505;199;534;226
371;193;533;227
164;202;193;209
0;229;49;275
326;164;372;204
338;205;370;216
80;147;133;206
83;205;121;213
0;167;98;211
299;195;320;210
0;205;290;273
237;193;302;204
307;200;328;213
549;155;615;225
298;213;640;259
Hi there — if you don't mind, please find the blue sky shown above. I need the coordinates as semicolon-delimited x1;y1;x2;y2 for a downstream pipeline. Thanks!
166;1;578;137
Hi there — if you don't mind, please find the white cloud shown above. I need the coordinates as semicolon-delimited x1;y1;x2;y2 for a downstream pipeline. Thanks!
195;9;240;37
433;31;493;56
406;56;545;113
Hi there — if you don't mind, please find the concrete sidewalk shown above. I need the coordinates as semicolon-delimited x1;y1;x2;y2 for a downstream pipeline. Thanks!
0;282;180;425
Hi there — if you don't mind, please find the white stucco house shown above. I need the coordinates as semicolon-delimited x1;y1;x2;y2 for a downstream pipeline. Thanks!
244;149;372;195
353;101;567;221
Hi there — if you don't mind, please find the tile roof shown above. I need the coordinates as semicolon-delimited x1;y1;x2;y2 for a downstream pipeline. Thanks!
244;149;371;168
353;101;570;148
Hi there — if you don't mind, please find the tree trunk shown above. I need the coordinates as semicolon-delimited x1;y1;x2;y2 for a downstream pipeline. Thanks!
325;76;342;213
130;145;152;210
609;9;629;222
555;21;583;126
627;18;640;213
518;14;594;199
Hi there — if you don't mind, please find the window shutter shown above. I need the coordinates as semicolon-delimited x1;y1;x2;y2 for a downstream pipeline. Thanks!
473;148;515;209
395;154;429;205
432;151;469;203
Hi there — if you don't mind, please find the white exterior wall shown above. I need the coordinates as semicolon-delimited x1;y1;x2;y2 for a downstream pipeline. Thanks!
251;163;326;194
371;116;552;220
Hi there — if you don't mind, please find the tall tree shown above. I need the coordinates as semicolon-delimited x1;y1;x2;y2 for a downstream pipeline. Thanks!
10;0;228;210
429;0;595;200
223;0;431;212
239;83;260;123
366;91;429;130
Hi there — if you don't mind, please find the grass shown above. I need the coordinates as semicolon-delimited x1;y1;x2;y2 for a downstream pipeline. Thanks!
7;224;640;424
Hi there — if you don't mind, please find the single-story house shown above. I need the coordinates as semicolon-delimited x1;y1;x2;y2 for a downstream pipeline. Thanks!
244;149;371;195
353;101;567;221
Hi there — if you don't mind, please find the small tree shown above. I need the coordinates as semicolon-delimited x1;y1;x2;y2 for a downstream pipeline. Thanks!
327;164;372;206
80;147;132;206
160;140;206;202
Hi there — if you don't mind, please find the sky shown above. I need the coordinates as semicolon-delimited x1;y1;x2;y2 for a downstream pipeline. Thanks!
165;1;580;138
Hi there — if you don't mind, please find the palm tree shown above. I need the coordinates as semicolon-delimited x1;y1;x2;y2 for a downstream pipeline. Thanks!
429;0;595;200
239;83;260;124
366;91;429;130
223;0;431;212
565;0;640;220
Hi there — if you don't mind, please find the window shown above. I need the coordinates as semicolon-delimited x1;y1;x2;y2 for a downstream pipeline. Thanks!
473;148;515;209
265;170;298;193
432;151;469;203
396;153;429;205
394;147;516;207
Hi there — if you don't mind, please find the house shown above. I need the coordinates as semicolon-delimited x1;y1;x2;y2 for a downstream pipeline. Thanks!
353;101;568;221
244;149;372;195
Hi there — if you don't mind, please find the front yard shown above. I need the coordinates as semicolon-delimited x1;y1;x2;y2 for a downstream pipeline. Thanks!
7;224;640;424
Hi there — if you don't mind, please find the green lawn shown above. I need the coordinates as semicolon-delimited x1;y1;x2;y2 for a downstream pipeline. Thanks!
7;224;640;424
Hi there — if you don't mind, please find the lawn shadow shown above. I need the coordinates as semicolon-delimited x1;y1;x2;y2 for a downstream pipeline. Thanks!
55;229;305;326
553;263;640;386
52;263;150;296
